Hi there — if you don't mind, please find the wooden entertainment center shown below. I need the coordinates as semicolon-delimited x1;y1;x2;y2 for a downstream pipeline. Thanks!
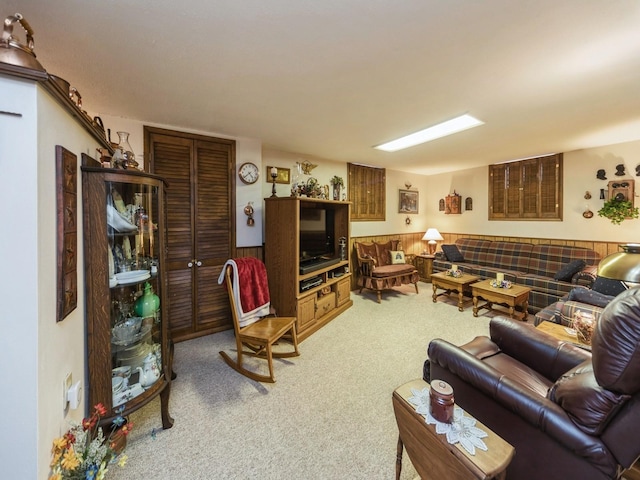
265;197;352;342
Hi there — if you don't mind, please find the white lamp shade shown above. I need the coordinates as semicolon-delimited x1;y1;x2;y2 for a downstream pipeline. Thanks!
422;228;444;242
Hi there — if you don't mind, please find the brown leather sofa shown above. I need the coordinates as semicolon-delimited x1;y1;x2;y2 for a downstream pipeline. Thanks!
426;287;640;480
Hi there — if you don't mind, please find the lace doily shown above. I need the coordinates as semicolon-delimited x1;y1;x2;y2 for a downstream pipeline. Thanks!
407;387;488;455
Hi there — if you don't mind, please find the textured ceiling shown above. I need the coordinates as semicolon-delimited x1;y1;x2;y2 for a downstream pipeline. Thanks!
4;1;640;174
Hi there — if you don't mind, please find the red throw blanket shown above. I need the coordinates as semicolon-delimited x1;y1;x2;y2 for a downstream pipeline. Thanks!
218;258;271;327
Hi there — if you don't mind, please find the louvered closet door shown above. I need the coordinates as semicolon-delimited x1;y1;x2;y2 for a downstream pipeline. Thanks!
146;127;235;342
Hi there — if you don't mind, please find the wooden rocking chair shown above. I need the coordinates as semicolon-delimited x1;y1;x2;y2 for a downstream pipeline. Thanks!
219;260;300;383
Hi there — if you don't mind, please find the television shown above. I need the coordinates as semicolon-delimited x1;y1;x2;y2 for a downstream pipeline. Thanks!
299;206;335;263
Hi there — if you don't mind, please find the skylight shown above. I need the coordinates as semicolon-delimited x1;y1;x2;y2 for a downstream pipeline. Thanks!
375;114;484;152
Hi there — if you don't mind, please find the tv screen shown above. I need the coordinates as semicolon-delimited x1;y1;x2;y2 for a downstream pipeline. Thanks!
299;207;335;261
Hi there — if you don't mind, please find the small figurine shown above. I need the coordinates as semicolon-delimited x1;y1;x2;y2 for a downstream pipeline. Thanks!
615;164;626;176
596;169;607;180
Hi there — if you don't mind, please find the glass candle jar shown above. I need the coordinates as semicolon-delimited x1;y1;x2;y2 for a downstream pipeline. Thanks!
430;379;455;423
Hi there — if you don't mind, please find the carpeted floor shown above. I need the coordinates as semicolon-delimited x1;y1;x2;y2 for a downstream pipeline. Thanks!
109;284;513;479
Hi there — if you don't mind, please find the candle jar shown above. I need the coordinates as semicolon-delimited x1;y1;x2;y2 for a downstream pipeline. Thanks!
430;379;455;423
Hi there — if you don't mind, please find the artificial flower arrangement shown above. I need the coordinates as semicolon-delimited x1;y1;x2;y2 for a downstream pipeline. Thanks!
445;269;463;278
490;279;512;289
49;403;133;480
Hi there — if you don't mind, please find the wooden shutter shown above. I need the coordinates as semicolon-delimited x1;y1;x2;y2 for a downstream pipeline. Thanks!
348;163;386;221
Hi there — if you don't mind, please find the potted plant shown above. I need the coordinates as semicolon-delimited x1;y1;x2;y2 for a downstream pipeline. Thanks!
597;198;639;225
330;176;344;200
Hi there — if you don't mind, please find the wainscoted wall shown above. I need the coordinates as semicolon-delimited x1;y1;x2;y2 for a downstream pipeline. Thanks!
236;245;264;260
350;232;624;290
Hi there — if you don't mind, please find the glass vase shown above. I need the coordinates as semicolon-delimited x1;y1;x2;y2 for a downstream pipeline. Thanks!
111;131;138;169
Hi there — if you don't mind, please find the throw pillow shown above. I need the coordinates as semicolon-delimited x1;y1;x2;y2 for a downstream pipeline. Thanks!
553;260;586;282
567;287;615;308
548;360;630;436
390;250;406;264
592;277;628;297
441;244;464;262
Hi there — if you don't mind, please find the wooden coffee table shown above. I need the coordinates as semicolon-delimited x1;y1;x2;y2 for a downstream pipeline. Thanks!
471;279;530;320
393;379;514;480
431;271;480;311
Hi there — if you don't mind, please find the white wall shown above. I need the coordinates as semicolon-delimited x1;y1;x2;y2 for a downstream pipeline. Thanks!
0;74;101;479
423;140;640;242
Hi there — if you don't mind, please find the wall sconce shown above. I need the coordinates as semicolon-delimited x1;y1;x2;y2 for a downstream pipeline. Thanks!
244;202;255;226
405;181;412;189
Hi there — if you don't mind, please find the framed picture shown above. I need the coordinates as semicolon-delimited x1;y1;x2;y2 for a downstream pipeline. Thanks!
266;166;290;184
399;189;419;214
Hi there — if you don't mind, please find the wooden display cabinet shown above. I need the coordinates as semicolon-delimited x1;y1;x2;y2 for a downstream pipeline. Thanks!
264;197;353;342
414;254;434;282
82;165;173;429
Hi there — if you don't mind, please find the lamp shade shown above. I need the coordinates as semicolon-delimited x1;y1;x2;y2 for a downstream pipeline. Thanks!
422;228;444;242
422;228;443;255
597;244;640;283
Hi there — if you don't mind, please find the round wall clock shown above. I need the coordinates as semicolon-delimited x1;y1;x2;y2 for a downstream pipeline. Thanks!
238;162;260;184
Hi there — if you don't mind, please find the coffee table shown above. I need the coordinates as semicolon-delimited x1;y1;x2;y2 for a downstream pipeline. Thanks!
393;379;514;480
431;271;480;311
471;279;530;320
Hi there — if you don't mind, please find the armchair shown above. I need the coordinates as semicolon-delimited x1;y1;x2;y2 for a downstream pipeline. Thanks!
354;240;419;303
426;287;640;480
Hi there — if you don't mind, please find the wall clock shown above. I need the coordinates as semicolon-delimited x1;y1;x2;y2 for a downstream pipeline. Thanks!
238;162;259;184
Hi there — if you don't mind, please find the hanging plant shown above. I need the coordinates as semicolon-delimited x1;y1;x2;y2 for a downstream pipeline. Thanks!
597;198;639;225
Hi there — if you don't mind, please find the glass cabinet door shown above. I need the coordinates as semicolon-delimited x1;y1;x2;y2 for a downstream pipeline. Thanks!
107;179;163;406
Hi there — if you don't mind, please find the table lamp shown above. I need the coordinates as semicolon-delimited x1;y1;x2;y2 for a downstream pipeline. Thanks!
597;243;640;283
422;228;443;255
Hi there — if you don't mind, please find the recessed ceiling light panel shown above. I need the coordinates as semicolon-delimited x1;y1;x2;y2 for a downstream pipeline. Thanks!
375;114;484;152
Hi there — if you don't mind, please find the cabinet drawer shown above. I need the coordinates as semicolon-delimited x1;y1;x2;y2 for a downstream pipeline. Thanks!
316;292;336;318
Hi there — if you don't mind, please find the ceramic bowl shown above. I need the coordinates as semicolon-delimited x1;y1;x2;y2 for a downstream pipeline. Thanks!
112;317;143;343
112;366;131;378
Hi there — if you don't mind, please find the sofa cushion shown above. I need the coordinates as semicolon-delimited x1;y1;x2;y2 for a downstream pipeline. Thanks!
548;360;630;435
374;240;399;267
567;287;615;308
528;244;600;279
592;277;628;297
371;264;415;278
441;244;464;262
390;250;405;264
554;260;586;282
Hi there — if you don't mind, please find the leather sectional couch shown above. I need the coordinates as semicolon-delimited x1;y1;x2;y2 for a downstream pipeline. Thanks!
425;288;640;479
432;238;601;312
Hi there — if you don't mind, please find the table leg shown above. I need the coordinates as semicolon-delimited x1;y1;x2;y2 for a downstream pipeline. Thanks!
396;435;403;480
509;305;514;318
522;300;529;321
458;290;464;311
432;283;437;303
473;295;478;317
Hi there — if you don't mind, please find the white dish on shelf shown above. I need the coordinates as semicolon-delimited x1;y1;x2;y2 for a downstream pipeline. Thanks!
109;277;118;288
115;270;150;285
107;204;137;232
112;376;124;393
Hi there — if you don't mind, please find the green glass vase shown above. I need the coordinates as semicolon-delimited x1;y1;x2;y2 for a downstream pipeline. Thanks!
134;282;160;318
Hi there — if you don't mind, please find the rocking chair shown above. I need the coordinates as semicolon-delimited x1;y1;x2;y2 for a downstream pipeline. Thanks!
218;259;300;383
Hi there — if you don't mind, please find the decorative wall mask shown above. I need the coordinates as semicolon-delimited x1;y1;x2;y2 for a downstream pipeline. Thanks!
615;164;626;176
596;169;607;180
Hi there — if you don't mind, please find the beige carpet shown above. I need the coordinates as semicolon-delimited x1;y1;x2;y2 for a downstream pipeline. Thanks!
109;284;505;480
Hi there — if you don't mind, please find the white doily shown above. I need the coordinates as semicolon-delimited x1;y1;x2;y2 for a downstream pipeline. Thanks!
407;387;488;455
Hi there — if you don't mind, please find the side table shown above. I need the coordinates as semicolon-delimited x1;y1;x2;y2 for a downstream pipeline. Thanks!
392;379;514;480
414;254;435;282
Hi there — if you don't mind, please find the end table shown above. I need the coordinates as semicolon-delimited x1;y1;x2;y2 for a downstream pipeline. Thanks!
414;254;435;282
393;379;514;480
